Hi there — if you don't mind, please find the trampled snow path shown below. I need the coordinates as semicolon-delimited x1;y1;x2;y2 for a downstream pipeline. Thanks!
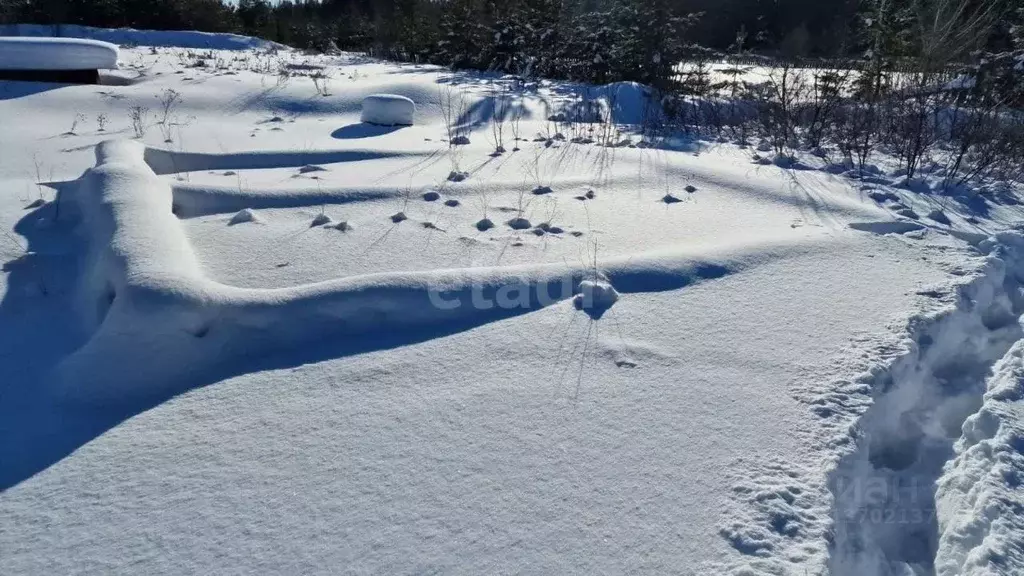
819;237;1024;576
936;335;1024;575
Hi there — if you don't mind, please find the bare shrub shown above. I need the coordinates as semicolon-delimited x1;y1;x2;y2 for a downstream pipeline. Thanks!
157;89;183;126
128;105;150;139
310;70;332;96
439;82;469;145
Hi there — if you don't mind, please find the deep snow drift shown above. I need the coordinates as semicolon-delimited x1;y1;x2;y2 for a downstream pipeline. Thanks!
1;27;1024;576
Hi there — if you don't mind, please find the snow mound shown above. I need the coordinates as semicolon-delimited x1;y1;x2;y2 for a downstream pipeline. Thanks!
0;37;118;70
507;217;532;230
573;279;620;319
552;82;655;126
229;208;261;225
361;94;415;126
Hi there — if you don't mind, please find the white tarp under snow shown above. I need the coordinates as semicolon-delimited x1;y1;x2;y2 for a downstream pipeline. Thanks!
0;37;118;70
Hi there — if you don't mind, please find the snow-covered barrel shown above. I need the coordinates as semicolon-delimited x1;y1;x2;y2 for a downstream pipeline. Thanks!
361;94;415;126
0;37;119;84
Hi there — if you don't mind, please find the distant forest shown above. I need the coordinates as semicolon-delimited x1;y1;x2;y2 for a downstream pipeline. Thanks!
1;0;1021;87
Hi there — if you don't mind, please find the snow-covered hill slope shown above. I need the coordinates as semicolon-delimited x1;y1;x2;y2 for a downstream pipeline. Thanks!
1;30;1022;576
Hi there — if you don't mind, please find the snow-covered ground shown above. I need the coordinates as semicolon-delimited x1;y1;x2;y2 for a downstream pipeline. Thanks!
1;32;1022;576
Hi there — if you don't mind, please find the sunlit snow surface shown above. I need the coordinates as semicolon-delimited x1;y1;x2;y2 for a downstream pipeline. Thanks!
1;29;1022;576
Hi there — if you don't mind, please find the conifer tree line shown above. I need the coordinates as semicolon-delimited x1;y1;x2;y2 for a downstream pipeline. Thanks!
0;2;1016;67
1;0;1022;107
2;0;1023;183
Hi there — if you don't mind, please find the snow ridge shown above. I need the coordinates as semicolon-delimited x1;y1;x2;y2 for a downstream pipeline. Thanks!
56;139;826;407
933;243;1024;576
826;233;1024;576
169;182;406;218
934;341;1024;576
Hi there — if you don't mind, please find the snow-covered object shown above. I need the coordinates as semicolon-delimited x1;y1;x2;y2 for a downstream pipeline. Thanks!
228;208;261;225
360;94;415;126
0;37;118;70
0;24;277;50
507;217;531;230
574;279;619;313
